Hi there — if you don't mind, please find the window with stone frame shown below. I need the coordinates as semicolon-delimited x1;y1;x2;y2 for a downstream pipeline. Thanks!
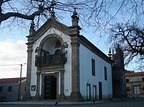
126;79;129;82
91;59;95;76
86;83;91;101
104;66;107;81
93;85;97;100
133;86;140;94
142;77;144;81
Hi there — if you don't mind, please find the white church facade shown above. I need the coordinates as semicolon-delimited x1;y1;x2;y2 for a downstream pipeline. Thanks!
24;9;113;101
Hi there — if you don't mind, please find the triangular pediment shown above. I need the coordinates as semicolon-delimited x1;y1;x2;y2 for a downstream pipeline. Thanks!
31;18;70;43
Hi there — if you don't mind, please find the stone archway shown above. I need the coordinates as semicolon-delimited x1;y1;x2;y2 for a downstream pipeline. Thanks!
35;34;67;100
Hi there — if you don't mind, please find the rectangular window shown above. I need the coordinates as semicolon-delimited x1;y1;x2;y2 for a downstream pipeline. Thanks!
8;86;12;92
126;79;129;82
0;87;2;92
142;77;144;81
99;82;102;99
92;59;95;76
133;86;140;94
104;66;107;80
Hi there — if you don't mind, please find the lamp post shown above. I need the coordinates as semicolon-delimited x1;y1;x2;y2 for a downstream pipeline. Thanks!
18;63;26;101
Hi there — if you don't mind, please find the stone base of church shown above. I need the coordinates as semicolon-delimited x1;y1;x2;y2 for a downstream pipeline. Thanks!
22;92;31;101
70;92;83;101
58;93;65;100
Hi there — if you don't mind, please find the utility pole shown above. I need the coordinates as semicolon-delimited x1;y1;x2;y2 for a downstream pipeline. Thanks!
18;63;26;101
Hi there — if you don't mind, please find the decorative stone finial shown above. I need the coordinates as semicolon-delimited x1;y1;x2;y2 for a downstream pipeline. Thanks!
73;8;78;16
71;8;79;26
29;20;35;36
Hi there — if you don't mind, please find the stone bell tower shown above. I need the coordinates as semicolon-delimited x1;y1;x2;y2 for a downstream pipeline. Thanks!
109;46;127;98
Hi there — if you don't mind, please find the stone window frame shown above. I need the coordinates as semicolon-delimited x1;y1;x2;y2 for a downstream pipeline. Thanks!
93;85;97;101
104;66;107;81
133;85;140;94
86;83;91;101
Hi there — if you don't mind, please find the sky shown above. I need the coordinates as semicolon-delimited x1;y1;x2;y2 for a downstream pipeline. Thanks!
0;24;28;78
0;0;141;79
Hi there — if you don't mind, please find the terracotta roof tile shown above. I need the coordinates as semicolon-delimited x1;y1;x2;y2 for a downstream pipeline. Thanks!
126;72;144;77
0;77;26;84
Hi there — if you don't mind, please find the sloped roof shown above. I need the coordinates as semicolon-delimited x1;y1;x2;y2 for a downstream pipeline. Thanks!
125;70;134;73
0;77;26;84
29;18;70;43
78;35;112;63
126;72;144;77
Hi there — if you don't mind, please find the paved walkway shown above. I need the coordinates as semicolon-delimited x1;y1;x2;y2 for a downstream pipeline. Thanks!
0;99;122;105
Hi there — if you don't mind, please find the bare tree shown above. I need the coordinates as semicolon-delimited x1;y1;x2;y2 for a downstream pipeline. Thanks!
1;0;144;29
109;22;144;69
1;0;144;69
0;0;86;27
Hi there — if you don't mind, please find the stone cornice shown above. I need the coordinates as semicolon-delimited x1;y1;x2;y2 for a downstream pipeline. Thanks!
39;64;64;72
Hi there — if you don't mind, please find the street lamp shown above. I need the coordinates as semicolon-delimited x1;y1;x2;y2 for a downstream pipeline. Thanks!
18;63;26;101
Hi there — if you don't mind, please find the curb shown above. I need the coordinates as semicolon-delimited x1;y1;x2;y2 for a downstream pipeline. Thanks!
0;99;124;105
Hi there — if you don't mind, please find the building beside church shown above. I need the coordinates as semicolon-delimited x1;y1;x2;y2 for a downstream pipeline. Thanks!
109;47;127;98
126;72;144;97
0;77;26;102
23;9;113;101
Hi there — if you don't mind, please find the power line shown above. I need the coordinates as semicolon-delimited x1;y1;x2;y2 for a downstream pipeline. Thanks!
0;63;26;66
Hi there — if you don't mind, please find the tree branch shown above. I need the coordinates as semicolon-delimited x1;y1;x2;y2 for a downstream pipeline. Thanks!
0;5;51;23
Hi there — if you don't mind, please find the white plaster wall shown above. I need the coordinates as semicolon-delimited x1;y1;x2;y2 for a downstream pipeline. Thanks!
64;43;72;96
30;27;72;97
79;44;112;100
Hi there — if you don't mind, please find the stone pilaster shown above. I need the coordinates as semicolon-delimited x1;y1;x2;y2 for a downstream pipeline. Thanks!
23;45;33;100
70;37;82;101
35;71;40;99
58;70;65;100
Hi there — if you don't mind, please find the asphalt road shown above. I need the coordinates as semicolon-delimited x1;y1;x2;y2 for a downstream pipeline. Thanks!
0;98;144;107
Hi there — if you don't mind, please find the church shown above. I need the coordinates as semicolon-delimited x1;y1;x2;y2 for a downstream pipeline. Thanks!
23;8;113;101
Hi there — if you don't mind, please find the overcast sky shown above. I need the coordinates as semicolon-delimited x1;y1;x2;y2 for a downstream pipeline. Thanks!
0;39;27;78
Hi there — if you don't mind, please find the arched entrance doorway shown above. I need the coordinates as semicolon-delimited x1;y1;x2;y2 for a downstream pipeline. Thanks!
44;75;57;99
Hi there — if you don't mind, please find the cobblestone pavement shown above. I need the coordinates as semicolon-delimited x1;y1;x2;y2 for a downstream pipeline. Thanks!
0;98;144;107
